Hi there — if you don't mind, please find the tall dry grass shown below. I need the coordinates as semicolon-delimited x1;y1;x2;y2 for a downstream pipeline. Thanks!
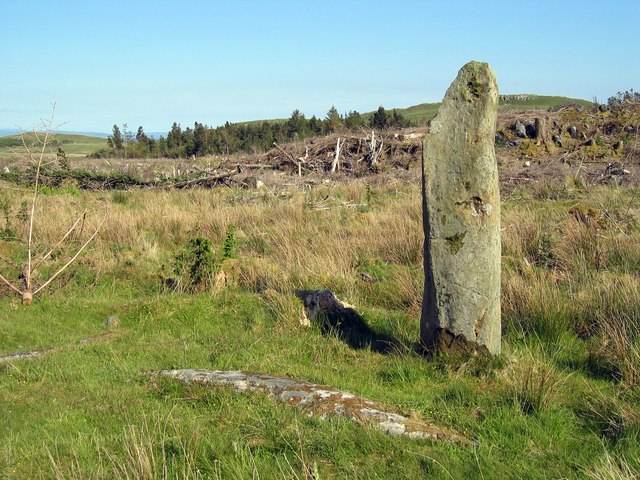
501;187;640;385
1;182;424;308
2;180;639;384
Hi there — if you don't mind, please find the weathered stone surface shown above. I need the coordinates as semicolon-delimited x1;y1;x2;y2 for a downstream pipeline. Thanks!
567;125;579;139
0;348;53;363
0;332;120;363
513;120;527;138
149;369;469;444
295;289;397;353
421;61;501;355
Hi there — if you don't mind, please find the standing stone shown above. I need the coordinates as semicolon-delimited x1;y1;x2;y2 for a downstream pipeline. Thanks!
421;61;501;355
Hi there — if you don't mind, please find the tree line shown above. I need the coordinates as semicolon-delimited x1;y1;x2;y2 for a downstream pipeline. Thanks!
607;89;640;106
95;106;411;159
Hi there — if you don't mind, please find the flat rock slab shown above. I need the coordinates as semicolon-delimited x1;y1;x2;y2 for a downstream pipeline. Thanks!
149;369;469;444
0;332;120;364
0;348;54;363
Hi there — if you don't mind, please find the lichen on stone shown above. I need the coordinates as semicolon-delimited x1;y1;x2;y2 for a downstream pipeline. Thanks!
148;369;470;445
445;231;467;254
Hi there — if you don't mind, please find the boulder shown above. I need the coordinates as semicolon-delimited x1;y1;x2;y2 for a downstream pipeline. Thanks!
102;315;120;329
513;120;527;138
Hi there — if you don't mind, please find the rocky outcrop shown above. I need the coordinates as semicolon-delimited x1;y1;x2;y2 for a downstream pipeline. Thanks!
421;61;501;355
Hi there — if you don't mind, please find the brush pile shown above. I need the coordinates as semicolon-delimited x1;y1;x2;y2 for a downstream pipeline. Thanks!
253;130;424;177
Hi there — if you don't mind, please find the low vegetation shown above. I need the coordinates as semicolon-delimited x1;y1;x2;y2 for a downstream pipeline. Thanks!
0;96;638;478
0;133;107;159
1;173;639;478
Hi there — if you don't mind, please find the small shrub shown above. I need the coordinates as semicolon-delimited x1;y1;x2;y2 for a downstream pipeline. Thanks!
56;147;70;171
222;228;236;260
172;237;215;293
365;183;373;207
0;194;17;240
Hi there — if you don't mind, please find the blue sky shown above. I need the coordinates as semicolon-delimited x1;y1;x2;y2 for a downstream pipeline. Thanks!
1;0;638;133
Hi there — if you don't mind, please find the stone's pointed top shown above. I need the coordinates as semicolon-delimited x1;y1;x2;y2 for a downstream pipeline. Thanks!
429;61;499;142
459;60;494;75
438;61;498;113
455;61;497;90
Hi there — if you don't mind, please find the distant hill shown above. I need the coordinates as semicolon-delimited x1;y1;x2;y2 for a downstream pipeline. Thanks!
243;94;592;126
0;129;109;138
0;129;20;137
0;132;107;158
0;94;592;158
376;94;593;124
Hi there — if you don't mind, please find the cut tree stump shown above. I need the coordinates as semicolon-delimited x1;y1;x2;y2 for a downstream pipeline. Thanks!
148;369;470;444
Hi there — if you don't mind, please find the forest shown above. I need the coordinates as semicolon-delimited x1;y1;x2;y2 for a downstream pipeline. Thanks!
95;106;410;159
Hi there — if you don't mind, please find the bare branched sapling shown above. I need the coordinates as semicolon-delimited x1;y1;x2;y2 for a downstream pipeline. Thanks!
0;104;102;304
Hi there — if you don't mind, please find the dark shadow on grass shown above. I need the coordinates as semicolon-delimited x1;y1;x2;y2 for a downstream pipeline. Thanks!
295;289;401;354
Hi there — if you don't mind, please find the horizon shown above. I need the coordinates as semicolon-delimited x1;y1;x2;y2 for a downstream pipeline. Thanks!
0;93;589;138
1;0;638;132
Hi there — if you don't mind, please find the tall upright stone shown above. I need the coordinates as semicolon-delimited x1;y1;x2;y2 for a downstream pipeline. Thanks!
421;61;501;355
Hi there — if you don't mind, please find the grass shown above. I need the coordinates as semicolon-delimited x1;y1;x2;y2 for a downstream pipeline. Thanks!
0;180;639;478
498;94;593;111
0;133;107;159
230;95;587;129
382;95;592;125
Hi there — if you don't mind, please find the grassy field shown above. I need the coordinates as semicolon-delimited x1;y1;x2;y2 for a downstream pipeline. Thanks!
388;95;593;125
498;94;593;111
0;177;639;478
0;133;107;160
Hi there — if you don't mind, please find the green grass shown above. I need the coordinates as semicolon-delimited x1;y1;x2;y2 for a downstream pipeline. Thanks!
0;182;639;478
2;284;633;479
234;94;593;128
388;95;593;125
498;94;593;111
0;133;107;159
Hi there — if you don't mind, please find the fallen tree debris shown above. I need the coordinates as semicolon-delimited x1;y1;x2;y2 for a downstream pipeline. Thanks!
171;169;237;189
